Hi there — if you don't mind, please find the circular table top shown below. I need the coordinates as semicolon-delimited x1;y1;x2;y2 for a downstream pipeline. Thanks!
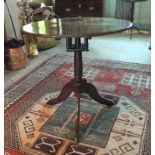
22;17;133;38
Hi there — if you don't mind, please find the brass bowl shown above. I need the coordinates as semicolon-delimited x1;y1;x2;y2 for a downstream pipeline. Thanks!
35;36;59;51
22;33;59;51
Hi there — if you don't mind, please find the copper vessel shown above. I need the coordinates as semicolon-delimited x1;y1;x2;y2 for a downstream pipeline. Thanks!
5;45;27;70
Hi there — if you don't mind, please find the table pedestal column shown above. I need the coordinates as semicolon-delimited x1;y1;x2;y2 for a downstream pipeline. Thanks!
47;37;117;106
47;37;118;142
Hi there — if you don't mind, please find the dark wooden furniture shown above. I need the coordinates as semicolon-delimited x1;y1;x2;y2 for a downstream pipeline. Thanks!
55;0;103;18
116;0;146;38
22;17;132;143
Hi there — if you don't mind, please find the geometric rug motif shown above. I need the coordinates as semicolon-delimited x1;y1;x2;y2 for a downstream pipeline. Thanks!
4;54;151;155
4;54;151;112
41;97;119;147
57;64;151;99
16;92;148;155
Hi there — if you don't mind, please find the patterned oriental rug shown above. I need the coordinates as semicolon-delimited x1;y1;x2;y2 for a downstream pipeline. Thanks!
4;54;151;155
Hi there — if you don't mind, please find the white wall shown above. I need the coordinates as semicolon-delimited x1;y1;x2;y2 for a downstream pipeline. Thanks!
104;0;116;17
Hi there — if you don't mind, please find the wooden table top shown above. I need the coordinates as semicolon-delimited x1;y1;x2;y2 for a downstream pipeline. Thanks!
22;17;133;38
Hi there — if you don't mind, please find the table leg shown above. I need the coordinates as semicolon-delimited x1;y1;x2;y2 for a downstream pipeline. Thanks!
46;80;74;105
47;77;117;106
82;80;117;106
130;25;142;39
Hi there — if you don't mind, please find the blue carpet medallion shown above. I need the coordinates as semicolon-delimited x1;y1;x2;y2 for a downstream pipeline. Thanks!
41;96;119;147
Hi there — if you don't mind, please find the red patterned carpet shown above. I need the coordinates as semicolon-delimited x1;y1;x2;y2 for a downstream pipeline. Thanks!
4;54;151;155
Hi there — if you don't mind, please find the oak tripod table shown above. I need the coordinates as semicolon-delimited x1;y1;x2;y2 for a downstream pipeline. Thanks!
22;17;132;143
